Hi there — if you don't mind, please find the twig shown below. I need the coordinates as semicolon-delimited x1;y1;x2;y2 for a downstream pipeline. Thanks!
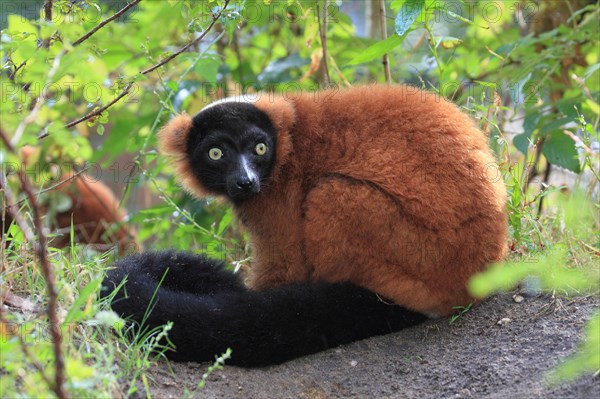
1;189;6;263
0;127;68;399
316;0;331;87
63;0;230;130
537;163;552;216
8;61;27;81
63;82;133;130
73;0;142;47
139;0;230;75
41;0;54;48
17;1;141;91
11;50;64;146
11;165;92;207
0;169;36;243
485;45;506;62
424;21;443;75
379;0;391;83
580;241;600;256
44;0;53;22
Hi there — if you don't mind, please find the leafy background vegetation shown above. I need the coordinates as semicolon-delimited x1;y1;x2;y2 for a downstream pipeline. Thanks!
0;0;598;397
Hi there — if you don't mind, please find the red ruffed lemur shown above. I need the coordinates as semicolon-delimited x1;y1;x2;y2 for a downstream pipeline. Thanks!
2;146;135;254
103;85;507;367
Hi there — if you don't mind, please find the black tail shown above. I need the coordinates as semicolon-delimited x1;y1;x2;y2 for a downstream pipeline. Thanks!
102;251;427;367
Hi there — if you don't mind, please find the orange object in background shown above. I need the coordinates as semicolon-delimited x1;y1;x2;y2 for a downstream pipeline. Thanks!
2;146;137;255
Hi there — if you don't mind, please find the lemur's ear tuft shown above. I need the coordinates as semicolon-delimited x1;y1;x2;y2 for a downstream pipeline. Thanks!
254;97;296;179
255;96;296;134
157;113;193;157
157;113;210;198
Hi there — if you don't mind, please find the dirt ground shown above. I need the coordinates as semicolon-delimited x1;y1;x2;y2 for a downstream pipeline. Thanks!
139;292;599;399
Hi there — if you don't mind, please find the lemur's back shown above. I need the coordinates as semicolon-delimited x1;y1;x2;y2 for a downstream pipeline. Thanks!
240;85;508;315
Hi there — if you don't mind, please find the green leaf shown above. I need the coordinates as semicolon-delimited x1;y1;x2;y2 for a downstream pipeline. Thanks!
12;39;37;65
522;114;538;142
166;80;178;92
194;56;220;80
258;53;310;83
439;37;463;49
513;132;531;155
346;34;402;66
552;312;600;382
217;208;233;236
98;113;109;124
7;14;38;36
583;63;600;80
64;279;103;323
138;206;174;216
390;0;405;12
443;9;487;28
585;99;600;116
304;19;320;47
94;310;125;331
542;131;581;173
513;110;541;154
469;262;533;298
395;0;425;36
474;80;497;89
7;223;25;243
470;243;597;299
555;99;581;119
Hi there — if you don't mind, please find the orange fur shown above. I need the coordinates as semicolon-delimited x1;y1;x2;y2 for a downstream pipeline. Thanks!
157;113;207;198
3;146;135;253
52;174;135;253
160;85;507;316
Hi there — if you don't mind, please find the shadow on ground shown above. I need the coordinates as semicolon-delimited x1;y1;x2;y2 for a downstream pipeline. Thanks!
140;292;599;399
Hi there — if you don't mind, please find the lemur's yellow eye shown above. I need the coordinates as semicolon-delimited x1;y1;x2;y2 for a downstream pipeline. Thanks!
208;148;223;160
255;143;267;156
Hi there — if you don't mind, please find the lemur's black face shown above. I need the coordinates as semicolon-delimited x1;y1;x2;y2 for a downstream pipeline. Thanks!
187;102;277;204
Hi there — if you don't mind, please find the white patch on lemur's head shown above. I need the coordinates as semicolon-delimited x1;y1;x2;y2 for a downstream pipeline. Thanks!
201;94;259;111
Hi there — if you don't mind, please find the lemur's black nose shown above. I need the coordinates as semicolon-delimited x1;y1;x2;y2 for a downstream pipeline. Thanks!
236;177;256;191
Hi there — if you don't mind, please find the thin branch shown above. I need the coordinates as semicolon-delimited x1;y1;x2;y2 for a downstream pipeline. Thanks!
379;0;391;83
8;60;27;81
0;127;68;399
73;0;142;47
139;0;230;76
44;0;53;22
62;0;230;130
0;170;36;243
10;166;93;207
41;0;54;48
424;21;443;75
316;0;331;87
63;82;133;130
16;0;141;93
537;163;552;216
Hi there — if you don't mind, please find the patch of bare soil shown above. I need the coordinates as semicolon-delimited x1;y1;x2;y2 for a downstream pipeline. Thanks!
139;292;599;399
